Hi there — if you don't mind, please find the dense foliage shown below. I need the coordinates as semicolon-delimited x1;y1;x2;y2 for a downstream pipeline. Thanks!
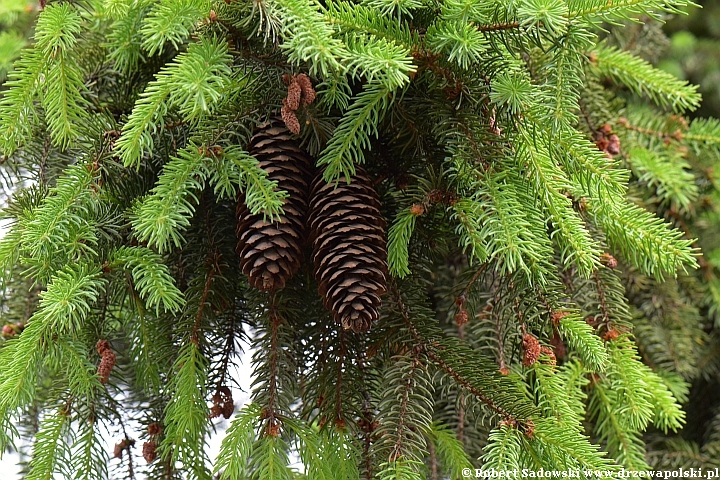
1;0;720;477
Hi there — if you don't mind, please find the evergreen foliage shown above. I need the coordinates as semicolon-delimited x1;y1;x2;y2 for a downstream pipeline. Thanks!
1;0;720;476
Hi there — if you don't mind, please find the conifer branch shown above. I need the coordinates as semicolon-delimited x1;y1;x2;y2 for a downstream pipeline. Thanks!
215;403;261;479
516;124;602;277
323;0;415;45
109;246;184;314
387;208;417;278
375;354;433;465
141;0;211;56
477;172;554;284
71;415;108;480
590;44;701;113
450;197;490;265
548;126;630;200
589;199;699;279
115;37;233;167
684;117;720;152
426;21;488;70
0;0;715;473
482;424;523;470
390;281;537;425
568;0;695;23
525;418;617;470
318;81;392;181
161;341;211;479
628;146;698;211
19;163;98;279
131;146;208;252
273;0;347;77
26;407;72;480
106;3;146;73
588;378;652;470
0;4;86;153
556;314;609;371
424;422;474;478
376;459;426;480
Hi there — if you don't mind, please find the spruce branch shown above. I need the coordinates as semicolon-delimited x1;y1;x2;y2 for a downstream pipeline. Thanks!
425;21;488;70
534;27;593;131
284;417;361;480
589;199;699;279
424;422;474;478
71;414;108;480
685;117;720;153
390;280;538;426
273;0;347;77
374;354;433;464
524;417;617;471
556;314;609;371
547;125;630;201
450;197;490;266
0;3;87;153
482;424;523;470
341;33;415;89
588;377;652;470
160;341;211;479
141;0;211;56
26;407;72;480
123;291;172;394
590;44;701;113
376;459;426;480
568;0;697;24
517;0;569;37
477;172;554;284
387;208;417;278
215;403;261;479
323;0;415;46
109;246;184;314
19;162;99;279
628;146;698;211
317;81;392;181
249;434;295;479
516;124;602;277
106;3;146;73
222;145;287;219
0;263;104;447
131;146;208;253
0;0;715;473
115;37;233;167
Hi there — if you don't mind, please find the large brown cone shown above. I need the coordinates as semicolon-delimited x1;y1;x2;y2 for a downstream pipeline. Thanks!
236;120;312;291
309;167;388;332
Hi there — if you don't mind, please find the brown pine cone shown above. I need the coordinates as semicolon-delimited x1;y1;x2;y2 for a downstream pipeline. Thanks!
308;167;387;332
236;120;312;291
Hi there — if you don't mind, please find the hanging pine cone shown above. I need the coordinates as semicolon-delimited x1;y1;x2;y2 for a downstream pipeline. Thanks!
236;120;312;291
308;167;387;332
